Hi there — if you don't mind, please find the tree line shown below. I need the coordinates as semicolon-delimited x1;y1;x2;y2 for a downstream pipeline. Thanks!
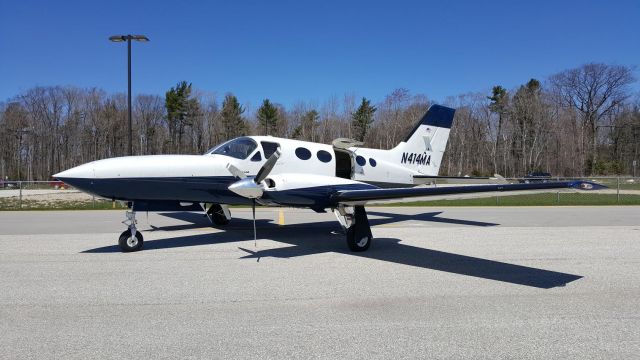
0;63;637;181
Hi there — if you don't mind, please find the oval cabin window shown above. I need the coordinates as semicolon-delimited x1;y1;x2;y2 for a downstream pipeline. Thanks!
356;155;366;166
369;158;377;167
295;147;312;160
317;150;332;163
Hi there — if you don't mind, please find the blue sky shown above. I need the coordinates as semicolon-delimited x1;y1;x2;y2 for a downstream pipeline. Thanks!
1;0;638;109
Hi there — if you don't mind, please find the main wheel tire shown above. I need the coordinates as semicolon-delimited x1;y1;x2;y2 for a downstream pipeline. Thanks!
346;225;372;252
118;229;144;252
212;212;230;226
208;205;230;226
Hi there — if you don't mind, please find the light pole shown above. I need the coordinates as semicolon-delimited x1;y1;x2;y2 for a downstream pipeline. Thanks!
109;34;149;156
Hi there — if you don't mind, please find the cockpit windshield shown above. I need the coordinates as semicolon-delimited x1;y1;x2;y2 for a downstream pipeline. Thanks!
205;137;257;159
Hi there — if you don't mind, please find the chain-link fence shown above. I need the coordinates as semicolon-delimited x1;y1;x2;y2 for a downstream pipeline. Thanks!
0;177;639;210
0;181;127;210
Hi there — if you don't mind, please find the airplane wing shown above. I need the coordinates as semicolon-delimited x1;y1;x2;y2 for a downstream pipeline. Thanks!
331;181;606;205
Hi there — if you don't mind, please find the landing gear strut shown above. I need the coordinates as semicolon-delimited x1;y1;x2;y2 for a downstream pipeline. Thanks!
119;210;144;252
206;204;231;226
333;205;373;251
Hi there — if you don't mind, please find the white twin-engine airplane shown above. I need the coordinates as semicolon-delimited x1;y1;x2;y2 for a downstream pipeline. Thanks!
55;105;604;252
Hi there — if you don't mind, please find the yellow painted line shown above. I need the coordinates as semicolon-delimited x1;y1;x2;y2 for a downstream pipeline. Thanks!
278;209;285;226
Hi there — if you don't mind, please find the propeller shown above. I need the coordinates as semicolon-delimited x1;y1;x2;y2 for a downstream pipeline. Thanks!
255;149;281;183
227;149;281;199
226;163;246;179
226;149;281;245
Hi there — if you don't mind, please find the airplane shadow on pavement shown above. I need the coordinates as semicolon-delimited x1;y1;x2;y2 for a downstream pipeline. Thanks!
83;210;581;289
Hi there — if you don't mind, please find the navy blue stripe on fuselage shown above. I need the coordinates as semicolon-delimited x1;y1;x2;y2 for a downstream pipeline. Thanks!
58;176;253;205
58;176;379;208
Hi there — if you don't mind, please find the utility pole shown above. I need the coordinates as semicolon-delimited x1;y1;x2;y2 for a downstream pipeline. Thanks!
127;37;132;156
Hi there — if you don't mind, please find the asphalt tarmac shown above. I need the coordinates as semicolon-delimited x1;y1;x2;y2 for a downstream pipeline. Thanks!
1;207;639;359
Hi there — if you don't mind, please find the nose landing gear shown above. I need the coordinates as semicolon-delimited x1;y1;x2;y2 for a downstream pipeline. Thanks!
119;210;144;252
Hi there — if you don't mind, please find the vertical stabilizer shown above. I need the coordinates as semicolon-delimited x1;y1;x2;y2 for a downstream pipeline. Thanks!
391;104;455;176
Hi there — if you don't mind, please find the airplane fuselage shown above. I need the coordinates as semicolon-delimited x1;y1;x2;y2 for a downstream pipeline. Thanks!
55;135;440;208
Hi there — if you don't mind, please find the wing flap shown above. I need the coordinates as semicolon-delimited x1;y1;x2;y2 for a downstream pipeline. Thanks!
413;174;508;185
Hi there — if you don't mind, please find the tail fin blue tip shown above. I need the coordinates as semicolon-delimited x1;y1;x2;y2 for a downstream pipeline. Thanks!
403;104;456;142
422;104;456;129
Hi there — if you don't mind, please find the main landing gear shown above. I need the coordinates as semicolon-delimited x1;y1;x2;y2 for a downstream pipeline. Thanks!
205;204;231;226
116;203;371;253
333;205;373;251
119;210;144;252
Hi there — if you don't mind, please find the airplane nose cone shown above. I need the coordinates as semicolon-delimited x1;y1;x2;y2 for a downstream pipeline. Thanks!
54;163;96;192
54;162;95;180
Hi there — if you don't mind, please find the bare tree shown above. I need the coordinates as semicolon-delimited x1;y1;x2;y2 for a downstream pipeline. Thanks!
550;63;635;174
1;63;637;181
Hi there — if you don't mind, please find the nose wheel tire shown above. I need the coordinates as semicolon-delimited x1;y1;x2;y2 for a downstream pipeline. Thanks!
118;229;144;252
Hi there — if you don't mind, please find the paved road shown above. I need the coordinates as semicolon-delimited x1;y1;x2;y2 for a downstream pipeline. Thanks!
1;207;639;359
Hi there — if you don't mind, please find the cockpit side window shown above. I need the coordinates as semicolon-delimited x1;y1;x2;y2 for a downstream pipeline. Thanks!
207;137;258;159
250;151;262;162
261;141;280;158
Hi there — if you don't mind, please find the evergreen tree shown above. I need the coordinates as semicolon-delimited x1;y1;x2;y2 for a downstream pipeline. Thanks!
488;85;509;173
165;81;200;153
488;85;509;139
257;99;279;135
351;97;376;142
488;86;509;114
220;94;246;139
512;79;543;173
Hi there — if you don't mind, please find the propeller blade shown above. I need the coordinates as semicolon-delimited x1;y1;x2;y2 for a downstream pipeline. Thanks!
255;149;281;184
226;163;247;179
252;199;257;247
